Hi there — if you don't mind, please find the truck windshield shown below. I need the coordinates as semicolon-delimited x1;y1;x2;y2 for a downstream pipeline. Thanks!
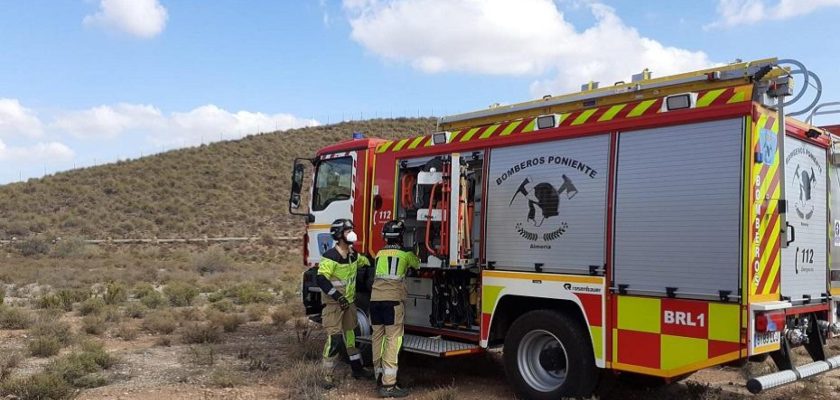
312;156;352;211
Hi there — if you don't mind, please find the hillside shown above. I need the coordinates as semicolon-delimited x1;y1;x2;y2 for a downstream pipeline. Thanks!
0;118;436;239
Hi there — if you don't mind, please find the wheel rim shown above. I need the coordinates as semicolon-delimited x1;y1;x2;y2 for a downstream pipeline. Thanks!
517;329;568;392
356;309;371;336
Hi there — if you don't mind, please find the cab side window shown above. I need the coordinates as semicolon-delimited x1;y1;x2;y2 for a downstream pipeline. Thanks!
312;157;352;211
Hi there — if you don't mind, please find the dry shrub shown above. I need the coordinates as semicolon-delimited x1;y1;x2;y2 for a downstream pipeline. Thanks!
423;385;458;400
30;317;73;347
78;297;106;316
209;366;244;388
0;372;73;400
55;288;91;311
0;352;22;381
289;318;322;361
124;302;146;319
114;323;138;341
185;345;216;366
245;303;268;321
173;307;204;322
0;305;34;329
208;311;245;333
81;315;107;336
192;246;233;275
209;298;235;313
15;237;50;257
279;360;330;400
142;310;177;334
52;237;88;258
180;322;222;344
28;336;61;358
163;281;199;307
271;308;292;326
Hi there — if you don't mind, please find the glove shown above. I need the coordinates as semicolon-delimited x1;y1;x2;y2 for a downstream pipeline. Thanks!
337;296;350;311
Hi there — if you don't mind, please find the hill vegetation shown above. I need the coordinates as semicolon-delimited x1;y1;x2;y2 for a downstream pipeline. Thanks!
0;118;436;240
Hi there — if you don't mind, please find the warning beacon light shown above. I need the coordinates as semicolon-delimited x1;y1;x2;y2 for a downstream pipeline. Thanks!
352;131;365;140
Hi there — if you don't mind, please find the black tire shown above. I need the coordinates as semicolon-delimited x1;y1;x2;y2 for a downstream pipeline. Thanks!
503;309;598;399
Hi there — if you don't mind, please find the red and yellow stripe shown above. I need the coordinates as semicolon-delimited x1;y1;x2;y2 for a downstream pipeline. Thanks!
747;110;782;301
375;85;751;154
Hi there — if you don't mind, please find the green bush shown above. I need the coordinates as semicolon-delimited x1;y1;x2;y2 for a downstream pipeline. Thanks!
30;318;73;346
225;283;274;305
28;336;61;357
0;305;34;329
35;294;64;310
139;290;165;309
103;282;128;305
55;288;91;311
209;299;235;313
132;283;157;298
78;297;106;316
45;341;115;387
163;281;199;307
1;372;73;400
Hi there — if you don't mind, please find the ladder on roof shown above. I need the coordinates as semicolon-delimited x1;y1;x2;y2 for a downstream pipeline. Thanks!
439;58;781;130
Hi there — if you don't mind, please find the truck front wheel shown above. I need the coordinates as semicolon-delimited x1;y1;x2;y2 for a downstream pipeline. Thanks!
503;310;598;399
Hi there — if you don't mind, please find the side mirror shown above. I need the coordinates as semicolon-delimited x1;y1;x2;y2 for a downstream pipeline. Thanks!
289;160;309;213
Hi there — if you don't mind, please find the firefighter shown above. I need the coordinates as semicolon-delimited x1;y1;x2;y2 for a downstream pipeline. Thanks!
316;218;374;384
370;220;420;398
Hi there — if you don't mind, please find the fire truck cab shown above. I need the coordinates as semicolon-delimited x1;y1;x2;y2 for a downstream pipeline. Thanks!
291;58;840;399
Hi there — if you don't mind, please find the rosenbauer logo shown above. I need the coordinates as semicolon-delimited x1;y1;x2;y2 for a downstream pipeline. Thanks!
495;155;598;248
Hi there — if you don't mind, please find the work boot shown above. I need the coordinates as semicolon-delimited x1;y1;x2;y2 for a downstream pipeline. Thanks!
350;359;375;380
378;384;409;398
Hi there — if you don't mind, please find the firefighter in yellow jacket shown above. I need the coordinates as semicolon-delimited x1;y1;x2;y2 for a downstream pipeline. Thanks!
316;219;374;384
371;220;420;398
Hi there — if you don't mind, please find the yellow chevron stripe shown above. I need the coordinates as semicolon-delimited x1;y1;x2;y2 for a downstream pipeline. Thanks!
500;121;522;136
627;100;657;117
460;127;481;142
424;136;434;147
598;104;626;122
727;87;748;104
376;141;393;153
448;130;462;143
407;136;426;149
479;124;500;139
558;113;571;125
391;138;410;152
522;119;536;133
763;215;783;291
697;89;726;108
572;109;598;126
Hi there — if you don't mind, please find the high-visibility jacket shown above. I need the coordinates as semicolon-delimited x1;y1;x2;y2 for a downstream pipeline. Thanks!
371;245;421;302
317;247;370;304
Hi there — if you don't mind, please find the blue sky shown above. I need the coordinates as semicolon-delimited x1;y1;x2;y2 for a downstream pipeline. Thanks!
1;0;839;183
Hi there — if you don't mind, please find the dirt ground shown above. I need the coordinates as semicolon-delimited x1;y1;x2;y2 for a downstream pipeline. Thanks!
50;318;840;399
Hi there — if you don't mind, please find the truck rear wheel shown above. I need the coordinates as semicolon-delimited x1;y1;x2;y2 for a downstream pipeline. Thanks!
503;310;598;399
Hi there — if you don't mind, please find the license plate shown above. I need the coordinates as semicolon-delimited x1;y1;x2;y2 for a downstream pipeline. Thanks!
753;331;780;348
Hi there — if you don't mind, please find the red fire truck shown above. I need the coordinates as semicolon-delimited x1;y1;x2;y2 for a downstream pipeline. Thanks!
292;58;840;399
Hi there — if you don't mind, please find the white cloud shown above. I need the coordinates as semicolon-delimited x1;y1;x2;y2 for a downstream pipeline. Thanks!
0;139;74;162
51;103;319;146
343;0;715;95
0;98;44;138
52;103;164;139
708;0;840;28
83;0;168;38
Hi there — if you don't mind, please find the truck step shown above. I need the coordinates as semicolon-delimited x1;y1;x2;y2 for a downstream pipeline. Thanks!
357;334;482;357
